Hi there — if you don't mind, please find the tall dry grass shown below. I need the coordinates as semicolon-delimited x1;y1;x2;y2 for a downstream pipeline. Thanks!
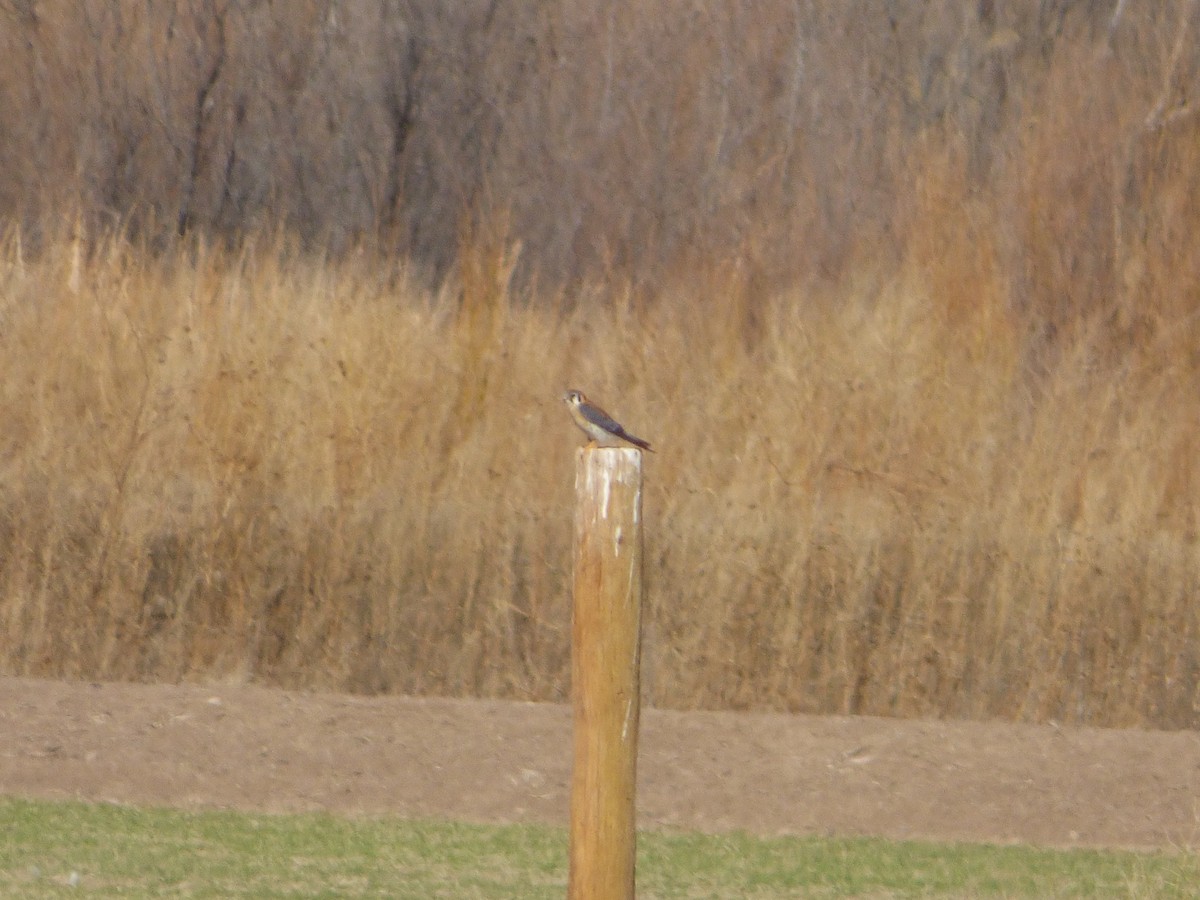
1;214;1198;729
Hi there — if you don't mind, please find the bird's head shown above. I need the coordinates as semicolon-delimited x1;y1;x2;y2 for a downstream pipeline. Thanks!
562;389;586;408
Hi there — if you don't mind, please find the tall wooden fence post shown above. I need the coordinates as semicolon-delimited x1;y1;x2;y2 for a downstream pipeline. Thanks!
568;447;644;900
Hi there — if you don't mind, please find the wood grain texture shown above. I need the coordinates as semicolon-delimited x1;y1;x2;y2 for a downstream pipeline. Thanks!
569;447;644;899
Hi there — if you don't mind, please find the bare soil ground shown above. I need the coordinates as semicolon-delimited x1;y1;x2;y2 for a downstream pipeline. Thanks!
1;676;1197;850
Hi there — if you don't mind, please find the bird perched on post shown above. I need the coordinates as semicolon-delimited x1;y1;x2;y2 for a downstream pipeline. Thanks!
562;389;654;452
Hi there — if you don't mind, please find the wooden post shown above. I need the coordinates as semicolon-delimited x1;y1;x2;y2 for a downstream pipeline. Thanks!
568;447;644;900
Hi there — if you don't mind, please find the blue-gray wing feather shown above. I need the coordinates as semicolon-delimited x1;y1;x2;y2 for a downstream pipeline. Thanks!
580;402;623;433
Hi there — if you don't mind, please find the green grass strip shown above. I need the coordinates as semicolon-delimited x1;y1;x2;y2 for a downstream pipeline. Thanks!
1;797;1196;898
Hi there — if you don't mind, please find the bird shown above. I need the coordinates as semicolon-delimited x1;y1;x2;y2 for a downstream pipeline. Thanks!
562;389;654;452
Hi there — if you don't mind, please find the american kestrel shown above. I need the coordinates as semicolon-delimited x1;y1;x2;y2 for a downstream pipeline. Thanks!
562;389;654;452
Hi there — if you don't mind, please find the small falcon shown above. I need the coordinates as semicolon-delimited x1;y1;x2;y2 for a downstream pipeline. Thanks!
562;389;654;452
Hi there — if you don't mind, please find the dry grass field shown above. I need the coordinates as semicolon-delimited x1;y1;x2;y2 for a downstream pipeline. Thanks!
1;2;1200;728
0;217;1197;728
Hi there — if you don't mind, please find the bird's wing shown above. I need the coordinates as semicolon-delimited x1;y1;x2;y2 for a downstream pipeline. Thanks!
579;402;624;434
